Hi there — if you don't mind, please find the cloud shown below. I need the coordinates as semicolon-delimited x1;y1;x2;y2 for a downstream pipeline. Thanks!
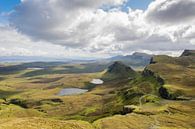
0;26;116;58
0;0;194;57
0;26;74;57
9;0;126;46
146;0;195;24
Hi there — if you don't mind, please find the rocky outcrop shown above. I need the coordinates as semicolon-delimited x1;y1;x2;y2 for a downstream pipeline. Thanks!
181;50;195;57
142;68;164;85
122;105;139;115
9;99;34;108
142;68;183;100
159;87;183;100
9;98;63;108
149;57;157;64
141;68;181;100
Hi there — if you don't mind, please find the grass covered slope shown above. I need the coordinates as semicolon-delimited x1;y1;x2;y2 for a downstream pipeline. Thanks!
145;50;195;99
103;61;137;80
0;62;137;124
0;118;94;129
92;50;195;129
0;53;195;129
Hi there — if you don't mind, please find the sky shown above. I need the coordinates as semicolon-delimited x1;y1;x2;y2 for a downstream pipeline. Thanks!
0;0;20;12
0;0;195;58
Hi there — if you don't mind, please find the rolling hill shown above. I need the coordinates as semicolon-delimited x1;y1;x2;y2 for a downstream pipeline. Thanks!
145;49;195;99
0;50;195;129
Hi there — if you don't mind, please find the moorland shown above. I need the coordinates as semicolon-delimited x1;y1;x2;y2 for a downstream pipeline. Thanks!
0;51;194;129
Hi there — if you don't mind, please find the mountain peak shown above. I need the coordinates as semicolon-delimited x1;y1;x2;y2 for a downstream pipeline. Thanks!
181;50;195;57
103;61;136;80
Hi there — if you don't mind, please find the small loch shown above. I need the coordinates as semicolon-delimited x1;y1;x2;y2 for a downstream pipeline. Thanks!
57;88;88;96
90;79;104;85
27;67;44;70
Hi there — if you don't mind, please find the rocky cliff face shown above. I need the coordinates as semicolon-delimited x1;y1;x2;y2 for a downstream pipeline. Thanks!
181;50;195;57
142;68;164;85
142;50;195;100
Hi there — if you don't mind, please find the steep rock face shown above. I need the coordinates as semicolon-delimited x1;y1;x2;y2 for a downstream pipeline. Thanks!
103;61;136;80
142;65;185;100
181;50;195;57
143;50;195;99
142;68;164;85
149;57;156;64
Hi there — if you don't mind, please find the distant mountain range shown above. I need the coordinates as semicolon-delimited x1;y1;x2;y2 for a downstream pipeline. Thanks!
0;52;152;67
106;52;152;68
0;56;69;62
0;56;96;63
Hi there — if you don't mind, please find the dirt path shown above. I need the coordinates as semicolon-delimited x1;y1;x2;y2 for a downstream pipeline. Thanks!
149;115;160;129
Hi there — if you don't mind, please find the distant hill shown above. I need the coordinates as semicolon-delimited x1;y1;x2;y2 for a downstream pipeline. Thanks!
103;61;137;80
0;52;152;76
108;52;152;68
0;56;97;63
150;52;195;67
0;56;68;62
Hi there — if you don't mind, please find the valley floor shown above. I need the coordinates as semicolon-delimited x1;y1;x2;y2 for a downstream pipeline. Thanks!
0;61;195;129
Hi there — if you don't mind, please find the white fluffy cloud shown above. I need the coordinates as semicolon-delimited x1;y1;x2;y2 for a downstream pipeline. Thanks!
0;26;115;58
9;0;126;46
0;26;66;57
0;0;194;57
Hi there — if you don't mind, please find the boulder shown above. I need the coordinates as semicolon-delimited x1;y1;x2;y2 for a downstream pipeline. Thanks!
122;105;138;114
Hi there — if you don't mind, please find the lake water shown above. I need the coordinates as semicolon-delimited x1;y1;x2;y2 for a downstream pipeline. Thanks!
27;67;44;70
90;79;104;84
57;88;88;96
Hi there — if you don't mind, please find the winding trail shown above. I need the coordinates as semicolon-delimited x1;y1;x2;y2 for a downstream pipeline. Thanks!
149;115;160;129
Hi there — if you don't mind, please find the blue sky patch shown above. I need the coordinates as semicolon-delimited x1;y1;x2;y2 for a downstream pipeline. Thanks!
123;0;153;11
0;0;21;12
0;0;153;13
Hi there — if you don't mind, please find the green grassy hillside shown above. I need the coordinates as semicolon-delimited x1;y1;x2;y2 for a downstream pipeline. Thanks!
0;53;195;129
103;61;137;80
146;50;195;99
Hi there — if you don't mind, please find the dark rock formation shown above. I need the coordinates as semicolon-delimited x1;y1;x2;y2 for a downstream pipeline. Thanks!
181;50;195;57
9;98;63;108
149;57;157;64
122;105;138;115
9;99;31;108
142;68;164;85
41;98;63;103
159;87;183;100
159;87;170;99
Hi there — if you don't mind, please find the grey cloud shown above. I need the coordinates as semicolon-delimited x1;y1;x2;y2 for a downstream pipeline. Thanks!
146;0;195;24
9;0;126;47
124;40;195;53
